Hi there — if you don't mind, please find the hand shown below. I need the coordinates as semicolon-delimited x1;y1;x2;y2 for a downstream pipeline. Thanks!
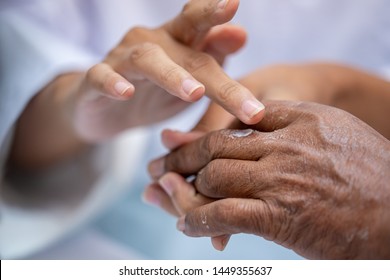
145;62;390;251
72;0;265;142
10;0;268;169
147;100;390;259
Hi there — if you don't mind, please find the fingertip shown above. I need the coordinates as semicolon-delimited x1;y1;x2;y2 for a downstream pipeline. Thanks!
215;0;240;23
211;237;223;251
148;158;165;180
158;173;175;196
240;99;266;124
182;79;205;102
87;63;135;101
114;81;135;97
177;216;186;232
109;80;135;101
211;235;231;251
244;107;266;125
142;184;161;207
161;129;182;150
189;85;205;102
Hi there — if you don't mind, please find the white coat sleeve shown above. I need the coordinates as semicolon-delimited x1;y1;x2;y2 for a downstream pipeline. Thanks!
0;5;148;259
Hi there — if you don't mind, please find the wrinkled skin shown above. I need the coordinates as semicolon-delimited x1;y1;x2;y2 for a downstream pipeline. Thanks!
148;100;390;259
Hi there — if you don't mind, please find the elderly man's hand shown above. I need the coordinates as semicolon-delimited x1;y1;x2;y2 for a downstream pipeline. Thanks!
147;100;390;259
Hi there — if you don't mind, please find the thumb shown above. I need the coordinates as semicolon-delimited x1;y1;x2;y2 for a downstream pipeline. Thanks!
201;24;247;65
166;0;240;47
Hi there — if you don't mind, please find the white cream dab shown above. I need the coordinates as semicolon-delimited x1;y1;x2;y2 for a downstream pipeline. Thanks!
229;129;254;139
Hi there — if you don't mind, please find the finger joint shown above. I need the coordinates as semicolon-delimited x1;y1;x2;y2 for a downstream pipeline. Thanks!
129;42;161;66
185;52;217;74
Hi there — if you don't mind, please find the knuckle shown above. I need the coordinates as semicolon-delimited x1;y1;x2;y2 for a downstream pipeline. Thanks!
248;203;268;234
128;26;148;36
174;11;201;45
179;195;201;215
164;154;180;173
105;45;126;60
212;201;239;230
181;0;214;23
217;81;242;104
86;64;101;82
185;213;204;236
196;162;220;196
169;186;180;201
86;63;114;93
181;2;190;14
179;3;194;26
213;201;229;218
184;52;216;73
159;66;182;84
129;42;160;66
201;132;220;159
123;26;151;44
164;151;191;174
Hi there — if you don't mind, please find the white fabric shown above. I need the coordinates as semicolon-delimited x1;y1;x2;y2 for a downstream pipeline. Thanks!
0;0;389;259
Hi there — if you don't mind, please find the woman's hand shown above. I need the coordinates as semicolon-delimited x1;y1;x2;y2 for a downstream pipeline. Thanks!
72;0;265;142
10;0;266;168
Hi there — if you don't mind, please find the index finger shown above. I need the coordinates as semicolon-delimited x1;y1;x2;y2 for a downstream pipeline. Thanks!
148;128;264;179
165;0;265;125
165;0;240;47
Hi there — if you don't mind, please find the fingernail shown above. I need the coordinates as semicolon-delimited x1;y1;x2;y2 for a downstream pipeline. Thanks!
177;216;186;232
182;79;204;96
242;99;265;119
216;0;229;11
159;175;174;196
114;81;133;96
149;159;164;179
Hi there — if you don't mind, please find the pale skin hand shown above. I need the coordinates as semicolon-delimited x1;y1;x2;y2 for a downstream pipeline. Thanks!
9;0;265;169
147;100;390;259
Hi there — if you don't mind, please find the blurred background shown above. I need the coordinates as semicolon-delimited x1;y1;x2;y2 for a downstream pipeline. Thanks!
2;0;389;260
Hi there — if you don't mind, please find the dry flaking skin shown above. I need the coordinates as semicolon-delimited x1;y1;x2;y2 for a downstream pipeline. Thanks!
161;100;390;259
